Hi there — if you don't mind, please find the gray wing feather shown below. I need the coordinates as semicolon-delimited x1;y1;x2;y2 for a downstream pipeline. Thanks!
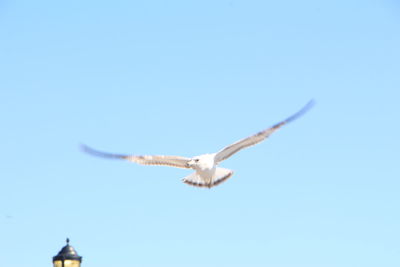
214;100;314;163
82;145;191;169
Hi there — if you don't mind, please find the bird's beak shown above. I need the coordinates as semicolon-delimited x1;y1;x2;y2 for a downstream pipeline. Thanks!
186;160;193;168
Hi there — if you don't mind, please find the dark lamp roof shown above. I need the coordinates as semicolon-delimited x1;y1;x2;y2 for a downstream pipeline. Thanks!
53;238;82;262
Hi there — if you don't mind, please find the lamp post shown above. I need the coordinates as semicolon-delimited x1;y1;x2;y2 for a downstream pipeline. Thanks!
53;238;82;267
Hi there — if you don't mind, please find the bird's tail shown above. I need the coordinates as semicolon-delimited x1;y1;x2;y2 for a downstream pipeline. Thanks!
182;168;233;188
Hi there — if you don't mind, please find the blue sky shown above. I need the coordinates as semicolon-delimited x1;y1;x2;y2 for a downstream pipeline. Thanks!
1;0;400;266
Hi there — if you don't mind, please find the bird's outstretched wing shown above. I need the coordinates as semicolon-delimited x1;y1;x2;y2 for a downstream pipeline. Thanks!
214;100;314;163
81;145;191;169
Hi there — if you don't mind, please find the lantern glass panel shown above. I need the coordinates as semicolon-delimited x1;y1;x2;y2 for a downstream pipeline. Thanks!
53;260;80;267
64;260;81;267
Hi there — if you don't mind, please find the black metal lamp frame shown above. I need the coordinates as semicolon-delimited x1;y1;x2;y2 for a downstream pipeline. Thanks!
53;238;82;267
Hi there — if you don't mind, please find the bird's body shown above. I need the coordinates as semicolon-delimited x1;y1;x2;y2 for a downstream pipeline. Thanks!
83;101;314;188
183;153;232;188
189;154;216;180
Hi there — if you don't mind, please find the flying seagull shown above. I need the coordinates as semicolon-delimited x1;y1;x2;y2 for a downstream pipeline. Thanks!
82;100;314;188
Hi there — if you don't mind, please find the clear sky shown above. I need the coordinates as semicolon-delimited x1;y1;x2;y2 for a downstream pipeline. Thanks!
1;0;400;267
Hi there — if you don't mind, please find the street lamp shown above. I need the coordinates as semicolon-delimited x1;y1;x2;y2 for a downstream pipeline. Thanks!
53;238;82;267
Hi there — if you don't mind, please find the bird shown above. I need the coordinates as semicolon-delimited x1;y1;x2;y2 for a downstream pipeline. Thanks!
82;100;314;188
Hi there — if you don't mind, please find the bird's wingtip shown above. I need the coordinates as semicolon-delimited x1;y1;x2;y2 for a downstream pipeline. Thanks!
80;143;95;154
284;99;315;124
306;99;316;109
80;144;124;159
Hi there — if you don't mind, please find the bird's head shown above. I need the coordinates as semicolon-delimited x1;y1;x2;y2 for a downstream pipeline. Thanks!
186;157;200;168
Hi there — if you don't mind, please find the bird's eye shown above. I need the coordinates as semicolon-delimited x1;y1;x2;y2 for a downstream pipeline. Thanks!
194;159;199;162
